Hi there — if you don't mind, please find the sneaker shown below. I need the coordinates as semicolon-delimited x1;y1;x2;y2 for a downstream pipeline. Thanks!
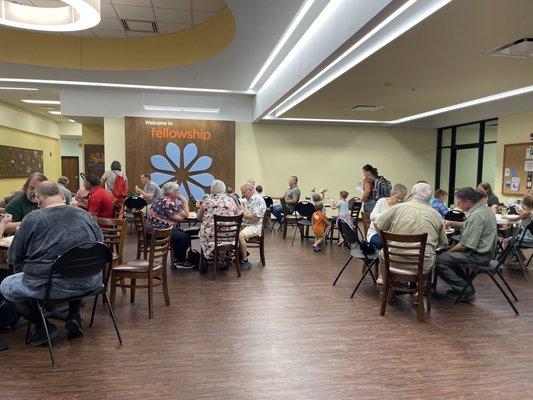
446;291;475;304
240;260;253;270
174;260;196;270
30;322;60;346
65;316;84;338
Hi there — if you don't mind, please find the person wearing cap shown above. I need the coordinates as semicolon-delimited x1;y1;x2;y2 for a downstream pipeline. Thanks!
57;176;72;205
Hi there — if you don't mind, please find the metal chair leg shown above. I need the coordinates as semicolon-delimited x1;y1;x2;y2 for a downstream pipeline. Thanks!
36;301;56;367
496;270;518;301
89;293;99;327
332;256;352;286
291;223;299;247
103;291;124;345
350;259;377;299
488;273;519;315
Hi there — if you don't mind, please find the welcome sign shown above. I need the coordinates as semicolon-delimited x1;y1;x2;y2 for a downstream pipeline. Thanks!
125;117;235;202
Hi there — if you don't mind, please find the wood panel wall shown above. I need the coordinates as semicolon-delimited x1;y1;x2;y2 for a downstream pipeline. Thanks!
125;117;235;201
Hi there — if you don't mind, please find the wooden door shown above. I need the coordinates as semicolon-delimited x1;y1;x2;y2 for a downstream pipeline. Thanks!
61;156;80;191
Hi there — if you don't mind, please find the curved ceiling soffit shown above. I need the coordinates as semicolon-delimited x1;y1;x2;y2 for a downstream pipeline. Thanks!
0;6;236;71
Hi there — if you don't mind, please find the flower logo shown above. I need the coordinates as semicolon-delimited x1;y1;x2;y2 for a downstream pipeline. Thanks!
150;142;214;201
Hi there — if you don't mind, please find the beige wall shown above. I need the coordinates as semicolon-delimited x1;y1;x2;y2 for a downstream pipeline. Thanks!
103;117;126;173
235;123;436;199
495;110;533;202
0;103;61;195
0;125;60;195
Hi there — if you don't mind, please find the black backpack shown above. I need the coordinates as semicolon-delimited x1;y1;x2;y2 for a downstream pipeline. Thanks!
373;176;392;200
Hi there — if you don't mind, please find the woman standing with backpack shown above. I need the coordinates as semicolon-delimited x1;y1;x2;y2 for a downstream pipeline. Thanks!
101;160;129;204
361;164;379;212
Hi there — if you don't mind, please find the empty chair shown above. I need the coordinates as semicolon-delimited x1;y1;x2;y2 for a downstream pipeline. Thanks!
332;219;378;298
110;227;172;319
380;231;430;322
291;201;316;246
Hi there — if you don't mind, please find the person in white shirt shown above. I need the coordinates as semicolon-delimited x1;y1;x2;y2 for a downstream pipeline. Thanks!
366;183;408;249
238;182;267;270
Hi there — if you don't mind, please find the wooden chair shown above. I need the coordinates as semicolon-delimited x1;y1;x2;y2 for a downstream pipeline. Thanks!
200;214;243;280
110;227;172;319
246;208;270;266
97;217;128;294
112;200;125;219
132;210;151;260
280;197;301;239
380;231;430;322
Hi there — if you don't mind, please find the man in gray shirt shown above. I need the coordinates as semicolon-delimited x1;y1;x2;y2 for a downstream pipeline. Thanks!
1;181;103;346
57;176;72;205
135;174;162;205
272;176;301;224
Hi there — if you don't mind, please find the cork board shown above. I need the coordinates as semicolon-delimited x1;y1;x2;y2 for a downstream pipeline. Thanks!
502;142;533;196
0;145;43;179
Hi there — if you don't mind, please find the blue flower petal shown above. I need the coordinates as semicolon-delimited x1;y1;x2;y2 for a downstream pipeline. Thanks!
189;173;215;187
150;155;175;172
188;156;212;173
166;143;181;169
151;172;174;186
183;143;198;168
186;180;206;201
178;182;189;201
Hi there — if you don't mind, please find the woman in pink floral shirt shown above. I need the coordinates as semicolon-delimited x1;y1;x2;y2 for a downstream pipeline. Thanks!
197;180;239;258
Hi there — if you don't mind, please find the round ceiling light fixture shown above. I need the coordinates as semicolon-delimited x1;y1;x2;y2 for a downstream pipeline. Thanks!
0;0;100;32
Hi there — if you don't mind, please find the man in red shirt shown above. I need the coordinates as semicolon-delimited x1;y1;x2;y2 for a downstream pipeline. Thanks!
79;175;114;218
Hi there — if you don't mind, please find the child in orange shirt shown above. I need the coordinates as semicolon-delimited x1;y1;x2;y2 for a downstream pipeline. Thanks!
312;203;329;252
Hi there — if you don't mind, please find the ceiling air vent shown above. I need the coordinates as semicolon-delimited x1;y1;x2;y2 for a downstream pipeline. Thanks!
348;105;384;112
487;38;533;58
121;19;158;34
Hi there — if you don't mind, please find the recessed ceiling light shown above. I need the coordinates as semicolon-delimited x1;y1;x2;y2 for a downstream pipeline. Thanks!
487;38;533;58
0;87;38;91
21;99;60;105
48;111;61;115
143;105;220;113
0;0;101;32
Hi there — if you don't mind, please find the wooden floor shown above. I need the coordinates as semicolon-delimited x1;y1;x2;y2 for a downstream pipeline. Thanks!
2;228;533;399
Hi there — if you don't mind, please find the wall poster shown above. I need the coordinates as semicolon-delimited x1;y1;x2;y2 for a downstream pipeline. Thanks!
84;144;105;179
125;117;235;203
0;145;43;179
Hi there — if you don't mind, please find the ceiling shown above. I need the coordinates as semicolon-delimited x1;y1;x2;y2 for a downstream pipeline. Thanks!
13;0;227;38
283;0;533;122
0;86;67;122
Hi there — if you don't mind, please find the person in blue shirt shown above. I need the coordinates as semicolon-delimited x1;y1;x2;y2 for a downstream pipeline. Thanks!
429;189;448;217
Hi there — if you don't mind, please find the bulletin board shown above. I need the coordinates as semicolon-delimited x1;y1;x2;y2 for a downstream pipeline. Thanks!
0;145;43;179
502;142;533;196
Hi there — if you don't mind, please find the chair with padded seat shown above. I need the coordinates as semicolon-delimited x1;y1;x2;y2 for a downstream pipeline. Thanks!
199;214;243;280
110;226;172;319
380;231;430;322
332;219;379;298
246;208;271;266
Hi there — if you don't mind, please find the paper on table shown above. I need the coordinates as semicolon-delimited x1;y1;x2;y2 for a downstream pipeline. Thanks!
525;160;533;172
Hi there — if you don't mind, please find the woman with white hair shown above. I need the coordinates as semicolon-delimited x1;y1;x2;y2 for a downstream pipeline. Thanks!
146;181;191;267
197;179;239;259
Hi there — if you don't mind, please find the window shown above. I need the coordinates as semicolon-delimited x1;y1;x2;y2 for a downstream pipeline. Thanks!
435;119;498;205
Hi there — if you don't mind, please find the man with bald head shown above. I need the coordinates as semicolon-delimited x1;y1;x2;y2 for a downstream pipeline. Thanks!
1;181;103;346
238;181;267;270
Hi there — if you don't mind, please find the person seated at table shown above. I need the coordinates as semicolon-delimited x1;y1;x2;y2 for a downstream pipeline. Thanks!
429;189;448;217
375;183;447;281
238;182;267;270
57;176;72;205
197;180;239;261
134;173;162;205
367;184;407;250
255;185;263;195
477;182;500;207
502;193;533;246
76;175;114;218
272;176;301;224
146;182;191;267
0;181;104;346
436;187;498;303
312;203;329;252
4;172;48;235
